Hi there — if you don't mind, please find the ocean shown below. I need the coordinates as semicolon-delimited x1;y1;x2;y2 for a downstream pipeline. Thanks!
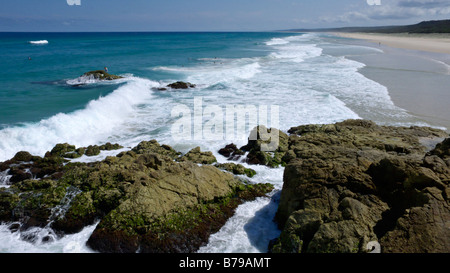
0;32;443;253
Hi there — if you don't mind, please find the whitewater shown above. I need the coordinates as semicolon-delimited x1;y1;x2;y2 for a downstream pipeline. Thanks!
0;32;431;253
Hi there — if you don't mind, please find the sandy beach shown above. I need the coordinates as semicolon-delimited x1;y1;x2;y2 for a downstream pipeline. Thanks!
329;32;450;132
335;32;450;55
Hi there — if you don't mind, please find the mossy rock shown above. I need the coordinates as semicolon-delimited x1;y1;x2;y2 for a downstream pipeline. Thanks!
273;119;450;253
167;81;196;89
51;191;98;234
49;143;76;157
214;163;257;178
0;137;274;253
87;182;274;253
0;180;70;229
12;151;34;162
99;142;123;151
240;125;289;168
177;147;217;165
85;145;101;156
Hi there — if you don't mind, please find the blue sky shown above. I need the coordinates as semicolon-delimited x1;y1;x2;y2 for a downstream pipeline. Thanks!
1;0;449;31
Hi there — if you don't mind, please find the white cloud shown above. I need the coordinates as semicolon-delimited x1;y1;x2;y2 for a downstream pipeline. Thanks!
319;0;450;24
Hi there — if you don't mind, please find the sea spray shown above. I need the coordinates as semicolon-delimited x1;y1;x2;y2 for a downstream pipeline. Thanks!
0;169;12;187
0;221;98;253
0;77;159;162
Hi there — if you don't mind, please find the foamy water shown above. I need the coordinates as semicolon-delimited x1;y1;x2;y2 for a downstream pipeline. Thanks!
0;33;433;253
28;40;48;45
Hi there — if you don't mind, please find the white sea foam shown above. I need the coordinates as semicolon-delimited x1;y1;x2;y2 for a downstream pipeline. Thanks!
186;62;262;84
199;165;284;253
29;40;48;45
0;77;159;161
0;169;11;188
66;75;102;85
265;38;289;46
0;221;98;253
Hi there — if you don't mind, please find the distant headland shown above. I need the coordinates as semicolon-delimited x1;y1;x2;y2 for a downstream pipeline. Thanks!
284;19;450;34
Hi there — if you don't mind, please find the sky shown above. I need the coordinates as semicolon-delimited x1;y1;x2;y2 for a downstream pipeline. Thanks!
0;0;449;31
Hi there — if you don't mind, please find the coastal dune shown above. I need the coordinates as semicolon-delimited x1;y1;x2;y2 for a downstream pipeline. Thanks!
335;32;450;54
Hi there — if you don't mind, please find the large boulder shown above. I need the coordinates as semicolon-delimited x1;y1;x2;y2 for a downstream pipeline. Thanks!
271;119;450;253
167;81;196;89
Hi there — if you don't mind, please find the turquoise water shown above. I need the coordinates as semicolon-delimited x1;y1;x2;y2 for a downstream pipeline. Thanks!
0;32;284;126
0;32;433;162
0;31;440;253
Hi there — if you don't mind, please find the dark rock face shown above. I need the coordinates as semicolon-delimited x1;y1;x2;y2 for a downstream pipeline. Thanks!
218;143;245;160
271;119;450;253
82;70;123;81
167;81;196;89
2;119;448;253
218;125;289;168
214;163;257;178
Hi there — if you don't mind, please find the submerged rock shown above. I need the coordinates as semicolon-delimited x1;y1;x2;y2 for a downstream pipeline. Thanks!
167;81;196;89
271;119;450;253
214;163;257;178
81;70;123;81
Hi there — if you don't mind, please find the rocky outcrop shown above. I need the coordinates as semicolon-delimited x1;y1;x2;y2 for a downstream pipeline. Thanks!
214;163;257;178
48;142;123;159
0;139;273;253
0;142;123;187
167;81;196;89
82;70;123;81
270;119;450;253
155;81;196;91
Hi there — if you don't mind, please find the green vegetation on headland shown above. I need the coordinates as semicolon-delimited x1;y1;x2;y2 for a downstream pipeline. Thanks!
287;19;450;34
1;119;449;253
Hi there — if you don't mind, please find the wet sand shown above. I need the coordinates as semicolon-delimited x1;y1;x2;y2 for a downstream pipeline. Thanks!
331;33;450;132
335;32;450;55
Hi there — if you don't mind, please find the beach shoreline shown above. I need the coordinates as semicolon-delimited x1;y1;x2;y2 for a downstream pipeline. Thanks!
333;32;450;55
329;32;450;132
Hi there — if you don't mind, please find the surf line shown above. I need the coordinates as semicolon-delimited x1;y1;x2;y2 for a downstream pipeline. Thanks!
171;97;280;151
